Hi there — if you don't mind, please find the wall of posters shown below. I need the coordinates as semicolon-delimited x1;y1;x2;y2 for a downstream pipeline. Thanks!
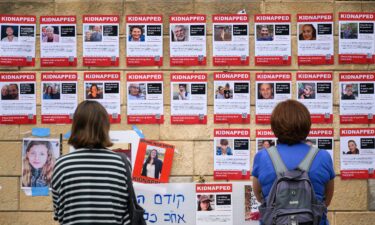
40;16;77;67
340;128;375;179
213;72;250;124
169;15;206;66
255;129;277;153
307;128;334;161
126;15;163;66
83;72;121;123
0;15;36;66
213;129;250;180
339;12;375;64
82;15;119;66
132;139;174;183
170;73;207;124
339;72;375;124
297;14;334;65
21;138;60;191
196;184;233;225
254;14;291;66
255;72;291;124
126;72;164;124
41;72;77;124
212;14;249;66
0;72;36;124
296;72;333;123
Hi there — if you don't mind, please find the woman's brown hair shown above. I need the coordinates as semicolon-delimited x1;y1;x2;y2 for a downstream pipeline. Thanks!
271;99;311;145
68;100;113;149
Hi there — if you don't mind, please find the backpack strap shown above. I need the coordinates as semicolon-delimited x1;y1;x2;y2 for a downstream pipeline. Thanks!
298;146;320;172
266;146;288;176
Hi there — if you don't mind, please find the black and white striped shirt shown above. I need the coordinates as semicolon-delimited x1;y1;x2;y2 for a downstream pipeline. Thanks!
51;149;130;225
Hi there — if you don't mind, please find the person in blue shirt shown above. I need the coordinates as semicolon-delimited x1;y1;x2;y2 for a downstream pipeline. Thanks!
128;25;145;42
216;139;233;156
252;99;335;225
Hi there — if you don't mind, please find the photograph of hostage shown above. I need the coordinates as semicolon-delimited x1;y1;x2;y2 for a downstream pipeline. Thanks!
128;83;145;100
197;195;214;211
141;149;163;179
128;25;145;42
258;83;274;99
171;25;189;42
257;25;273;41
1;26;18;42
1;83;19;100
216;139;233;156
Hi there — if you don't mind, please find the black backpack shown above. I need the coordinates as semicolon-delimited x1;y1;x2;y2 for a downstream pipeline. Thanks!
258;146;326;225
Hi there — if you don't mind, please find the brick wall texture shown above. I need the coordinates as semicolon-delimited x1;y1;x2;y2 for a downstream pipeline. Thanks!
0;0;375;225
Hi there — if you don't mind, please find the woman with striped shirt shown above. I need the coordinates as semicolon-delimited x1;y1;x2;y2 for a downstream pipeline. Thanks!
51;101;131;225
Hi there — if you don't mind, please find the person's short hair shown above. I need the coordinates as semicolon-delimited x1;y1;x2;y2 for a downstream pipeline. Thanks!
68;101;113;149
46;26;54;32
220;139;229;146
271;99;311;145
130;25;144;34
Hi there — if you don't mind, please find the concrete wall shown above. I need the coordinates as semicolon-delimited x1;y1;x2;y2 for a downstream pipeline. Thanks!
0;0;375;224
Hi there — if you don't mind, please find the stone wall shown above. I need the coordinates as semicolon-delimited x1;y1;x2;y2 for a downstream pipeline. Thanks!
0;0;375;224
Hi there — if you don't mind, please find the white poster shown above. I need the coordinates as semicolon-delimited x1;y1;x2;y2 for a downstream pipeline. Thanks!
170;73;207;124
340;128;375;179
196;184;233;225
84;72;121;123
0;73;36;124
296;72;333;123
297;14;334;65
339;73;375;124
213;72;250;124
0;15;36;66
339;12;375;64
40;16;77;67
41;72;78;124
212;14;249;66
255;73;292;124
126;15;163;66
126;72;164;124
214;129;250;180
82;15;119;66
254;14;291;66
169;15;206;66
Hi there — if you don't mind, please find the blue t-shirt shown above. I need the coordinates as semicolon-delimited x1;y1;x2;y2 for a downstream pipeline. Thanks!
252;142;335;224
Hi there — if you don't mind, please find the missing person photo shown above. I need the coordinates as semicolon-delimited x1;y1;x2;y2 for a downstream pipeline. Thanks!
1;25;19;42
128;25;145;42
171;25;189;42
1;83;19;100
214;25;232;41
128;83;146;100
216;138;234;156
340;23;358;39
341;83;358;100
141;146;165;179
85;83;103;99
21;138;59;188
197;194;215;211
41;26;60;43
42;83;61;100
257;139;276;151
298;83;316;99
256;25;274;41
299;24;317;41
84;25;103;42
257;83;274;100
173;83;190;100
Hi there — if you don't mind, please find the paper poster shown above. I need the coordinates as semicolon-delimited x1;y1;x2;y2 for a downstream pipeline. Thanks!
296;72;333;123
126;72;164;124
339;12;375;64
41;72;78;124
21;138;60;190
212;14;249;66
196;184;233;225
255;129;277;152
214;129;250;180
339;73;375;124
39;16;77;67
132;139;174;183
169;15;206;66
340;128;375;179
244;184;260;222
255;73;292;124
0;15;36;66
170;73;207;124
214;72;250;124
297;14;334;65
82;15;119;66
0;73;36;124
83;72;121;123
254;14;291;66
306;128;334;161
126;15;163;66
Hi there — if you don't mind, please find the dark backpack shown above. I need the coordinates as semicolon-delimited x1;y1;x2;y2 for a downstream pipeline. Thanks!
258;146;326;225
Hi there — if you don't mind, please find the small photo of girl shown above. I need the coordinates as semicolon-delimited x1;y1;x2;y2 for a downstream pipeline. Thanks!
21;138;60;189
